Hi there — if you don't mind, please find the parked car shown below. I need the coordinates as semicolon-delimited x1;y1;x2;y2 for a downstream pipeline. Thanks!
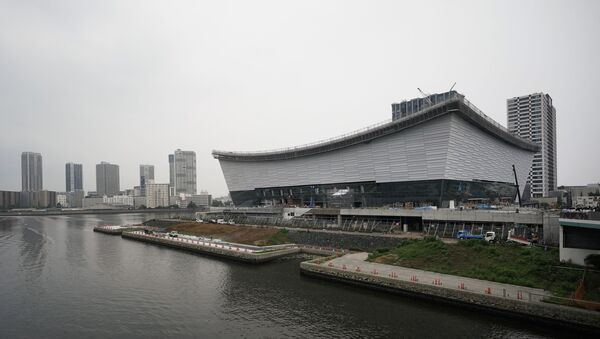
168;231;179;237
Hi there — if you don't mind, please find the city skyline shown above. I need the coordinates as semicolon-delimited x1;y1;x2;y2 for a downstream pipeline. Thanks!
1;1;599;196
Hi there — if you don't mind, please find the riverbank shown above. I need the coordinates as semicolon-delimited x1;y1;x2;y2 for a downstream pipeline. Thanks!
367;238;598;302
122;230;301;263
301;253;600;332
165;222;292;246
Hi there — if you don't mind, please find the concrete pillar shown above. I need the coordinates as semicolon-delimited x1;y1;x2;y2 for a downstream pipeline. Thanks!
337;214;342;227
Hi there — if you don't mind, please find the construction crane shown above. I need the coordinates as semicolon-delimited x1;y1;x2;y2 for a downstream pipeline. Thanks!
417;88;434;106
512;164;522;207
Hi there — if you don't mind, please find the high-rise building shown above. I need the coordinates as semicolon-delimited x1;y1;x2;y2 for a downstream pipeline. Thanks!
96;161;120;197
139;164;155;196
21;152;43;192
168;149;197;196
507;93;557;198
65;162;83;192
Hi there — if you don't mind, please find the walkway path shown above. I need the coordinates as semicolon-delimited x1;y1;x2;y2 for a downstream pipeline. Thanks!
324;253;548;303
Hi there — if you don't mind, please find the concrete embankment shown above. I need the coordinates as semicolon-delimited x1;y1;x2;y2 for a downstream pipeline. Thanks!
93;225;151;235
142;219;189;228
300;254;600;332
122;231;300;264
286;229;406;252
93;227;124;235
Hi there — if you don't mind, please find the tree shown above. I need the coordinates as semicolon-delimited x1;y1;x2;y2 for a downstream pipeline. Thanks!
585;254;600;270
211;200;224;207
187;201;197;210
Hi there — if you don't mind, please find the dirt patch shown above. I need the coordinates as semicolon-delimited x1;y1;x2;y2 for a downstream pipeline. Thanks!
168;222;288;246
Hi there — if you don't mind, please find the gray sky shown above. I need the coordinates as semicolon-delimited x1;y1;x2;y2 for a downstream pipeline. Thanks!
1;0;599;197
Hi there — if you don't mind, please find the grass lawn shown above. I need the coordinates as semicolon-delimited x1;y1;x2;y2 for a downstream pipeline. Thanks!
368;237;599;301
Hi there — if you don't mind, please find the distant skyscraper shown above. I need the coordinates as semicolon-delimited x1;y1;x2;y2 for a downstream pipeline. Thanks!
168;149;196;196
507;93;557;198
139;164;155;196
65;162;83;192
21;152;43;192
96;161;120;197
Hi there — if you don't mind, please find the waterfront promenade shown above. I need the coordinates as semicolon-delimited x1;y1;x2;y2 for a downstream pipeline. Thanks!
301;253;600;330
325;252;546;302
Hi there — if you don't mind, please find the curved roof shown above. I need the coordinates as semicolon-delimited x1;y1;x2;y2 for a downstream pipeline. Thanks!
212;95;541;162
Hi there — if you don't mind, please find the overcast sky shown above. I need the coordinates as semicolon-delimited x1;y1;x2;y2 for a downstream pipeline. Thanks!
1;0;599;197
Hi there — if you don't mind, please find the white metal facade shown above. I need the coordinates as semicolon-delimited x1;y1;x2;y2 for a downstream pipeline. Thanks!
217;113;534;196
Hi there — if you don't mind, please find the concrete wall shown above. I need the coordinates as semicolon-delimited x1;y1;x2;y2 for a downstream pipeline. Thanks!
287;229;404;251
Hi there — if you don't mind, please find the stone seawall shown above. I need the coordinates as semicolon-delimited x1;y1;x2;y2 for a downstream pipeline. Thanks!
122;231;299;264
93;227;125;235
300;261;600;332
287;230;404;252
142;219;189;228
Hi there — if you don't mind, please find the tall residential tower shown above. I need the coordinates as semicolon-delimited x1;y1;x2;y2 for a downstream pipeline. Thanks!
168;149;197;196
139;164;155;196
65;162;83;192
21;152;43;192
96;162;120;197
507;93;557;198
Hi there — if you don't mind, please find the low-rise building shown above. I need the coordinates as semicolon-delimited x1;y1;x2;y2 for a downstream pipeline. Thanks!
20;190;57;208
146;182;170;208
559;183;600;207
82;195;133;209
575;196;600;209
67;190;85;208
177;194;212;208
0;190;21;209
56;193;68;207
559;218;600;266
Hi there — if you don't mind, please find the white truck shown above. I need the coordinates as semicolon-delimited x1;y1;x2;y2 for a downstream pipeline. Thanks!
484;231;496;242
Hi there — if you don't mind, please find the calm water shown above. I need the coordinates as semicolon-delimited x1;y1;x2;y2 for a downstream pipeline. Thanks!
0;214;566;338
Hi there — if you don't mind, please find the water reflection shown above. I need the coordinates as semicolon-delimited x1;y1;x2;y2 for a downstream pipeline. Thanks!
0;214;574;338
19;218;49;277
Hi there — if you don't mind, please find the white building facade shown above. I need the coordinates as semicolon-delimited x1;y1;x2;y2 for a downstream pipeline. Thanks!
214;93;540;207
146;182;170;208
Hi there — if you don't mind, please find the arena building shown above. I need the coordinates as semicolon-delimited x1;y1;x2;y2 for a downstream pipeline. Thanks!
213;92;540;208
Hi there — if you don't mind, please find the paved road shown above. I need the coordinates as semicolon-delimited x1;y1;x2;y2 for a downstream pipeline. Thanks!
324;253;548;303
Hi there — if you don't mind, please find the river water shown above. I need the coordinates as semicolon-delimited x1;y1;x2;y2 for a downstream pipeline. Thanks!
0;214;565;338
